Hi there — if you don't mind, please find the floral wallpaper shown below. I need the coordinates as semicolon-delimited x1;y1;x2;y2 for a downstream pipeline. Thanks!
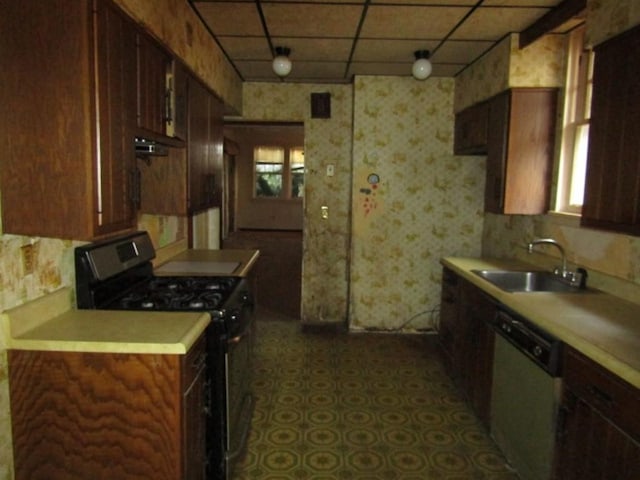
241;83;354;326
349;77;485;331
454;33;564;112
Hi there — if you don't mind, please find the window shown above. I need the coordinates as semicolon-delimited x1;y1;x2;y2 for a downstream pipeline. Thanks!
254;145;304;198
290;147;305;197
556;25;594;214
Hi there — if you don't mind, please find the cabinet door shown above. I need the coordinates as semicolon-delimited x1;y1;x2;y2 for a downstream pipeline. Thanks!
555;392;640;480
460;279;495;427
439;268;460;375
581;24;640;236
172;60;189;141
183;336;207;480
138;32;170;136
0;0;94;239
208;94;225;209
454;101;489;155
93;0;139;235
188;78;212;212
485;89;556;215
554;347;640;479
485;92;510;213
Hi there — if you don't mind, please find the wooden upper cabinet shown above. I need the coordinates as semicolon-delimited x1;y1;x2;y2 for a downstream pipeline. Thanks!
139;74;224;216
169;60;189;141
188;77;223;214
137;32;170;137
581;24;640;236
454;101;489;155
485;88;557;215
94;0;139;235
0;0;138;240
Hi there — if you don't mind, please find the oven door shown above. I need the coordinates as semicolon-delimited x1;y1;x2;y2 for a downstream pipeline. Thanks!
224;305;255;479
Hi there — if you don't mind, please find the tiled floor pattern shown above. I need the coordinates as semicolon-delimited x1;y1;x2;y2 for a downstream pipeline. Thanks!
234;315;520;479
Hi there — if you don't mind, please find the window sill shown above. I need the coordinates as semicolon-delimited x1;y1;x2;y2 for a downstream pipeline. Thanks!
547;210;581;227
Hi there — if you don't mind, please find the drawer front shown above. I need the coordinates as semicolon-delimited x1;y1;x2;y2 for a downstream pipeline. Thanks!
564;347;640;441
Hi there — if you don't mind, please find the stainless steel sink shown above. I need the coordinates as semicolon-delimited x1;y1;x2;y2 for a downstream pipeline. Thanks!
471;269;581;293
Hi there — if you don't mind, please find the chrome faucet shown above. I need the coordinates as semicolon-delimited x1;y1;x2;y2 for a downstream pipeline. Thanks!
527;238;568;277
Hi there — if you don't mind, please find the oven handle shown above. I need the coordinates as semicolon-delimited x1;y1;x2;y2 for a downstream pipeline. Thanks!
227;322;253;346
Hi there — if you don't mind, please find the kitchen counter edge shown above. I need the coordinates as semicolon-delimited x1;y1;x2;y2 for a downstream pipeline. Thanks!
2;288;211;355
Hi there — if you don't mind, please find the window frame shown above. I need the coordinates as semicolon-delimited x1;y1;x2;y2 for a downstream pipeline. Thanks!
555;25;594;215
253;144;304;200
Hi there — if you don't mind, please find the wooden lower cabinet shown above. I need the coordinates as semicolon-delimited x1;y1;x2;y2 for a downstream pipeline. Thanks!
439;268;495;427
438;267;461;376
553;347;640;479
459;278;495;427
8;335;207;480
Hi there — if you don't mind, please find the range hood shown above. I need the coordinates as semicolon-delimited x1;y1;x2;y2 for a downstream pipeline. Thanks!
135;137;169;156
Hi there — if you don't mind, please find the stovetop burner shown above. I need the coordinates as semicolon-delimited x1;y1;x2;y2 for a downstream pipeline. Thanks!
106;276;240;312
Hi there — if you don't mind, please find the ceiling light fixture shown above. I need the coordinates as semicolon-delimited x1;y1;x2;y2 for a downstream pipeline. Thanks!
412;50;432;80
272;47;292;77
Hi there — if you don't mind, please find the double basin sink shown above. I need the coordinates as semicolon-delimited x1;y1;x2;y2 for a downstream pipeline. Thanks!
472;269;585;293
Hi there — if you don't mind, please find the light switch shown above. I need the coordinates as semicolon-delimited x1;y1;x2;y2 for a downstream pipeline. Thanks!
326;164;335;176
321;206;329;219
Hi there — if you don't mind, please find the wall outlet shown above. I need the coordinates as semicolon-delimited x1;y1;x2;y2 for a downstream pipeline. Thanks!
21;244;35;275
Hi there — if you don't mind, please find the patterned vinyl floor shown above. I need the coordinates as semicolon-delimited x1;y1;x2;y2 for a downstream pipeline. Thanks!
233;314;520;480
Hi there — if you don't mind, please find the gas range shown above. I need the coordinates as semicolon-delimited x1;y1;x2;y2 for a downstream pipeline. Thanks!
102;275;240;311
74;231;242;317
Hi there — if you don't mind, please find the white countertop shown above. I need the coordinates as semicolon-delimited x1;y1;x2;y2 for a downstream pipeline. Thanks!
155;249;260;277
2;288;210;355
442;257;640;388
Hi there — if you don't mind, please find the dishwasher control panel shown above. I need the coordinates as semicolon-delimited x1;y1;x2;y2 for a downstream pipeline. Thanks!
494;309;563;376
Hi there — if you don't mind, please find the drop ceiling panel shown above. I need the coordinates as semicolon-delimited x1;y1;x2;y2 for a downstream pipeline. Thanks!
195;3;264;36
272;38;354;62
432;40;496;63
450;7;554;40
262;4;364;38
360;6;471;39
352;39;440;62
190;0;577;83
216;36;272;60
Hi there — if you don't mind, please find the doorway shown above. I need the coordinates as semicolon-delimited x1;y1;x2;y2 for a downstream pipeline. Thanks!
223;122;304;319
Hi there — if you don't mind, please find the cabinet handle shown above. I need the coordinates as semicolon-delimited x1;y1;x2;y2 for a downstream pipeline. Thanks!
165;85;173;124
192;352;207;371
587;384;614;406
555;404;569;440
203;378;212;416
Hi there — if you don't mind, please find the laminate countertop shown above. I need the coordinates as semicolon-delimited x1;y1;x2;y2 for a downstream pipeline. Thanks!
2;288;210;355
155;249;260;277
442;257;640;388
